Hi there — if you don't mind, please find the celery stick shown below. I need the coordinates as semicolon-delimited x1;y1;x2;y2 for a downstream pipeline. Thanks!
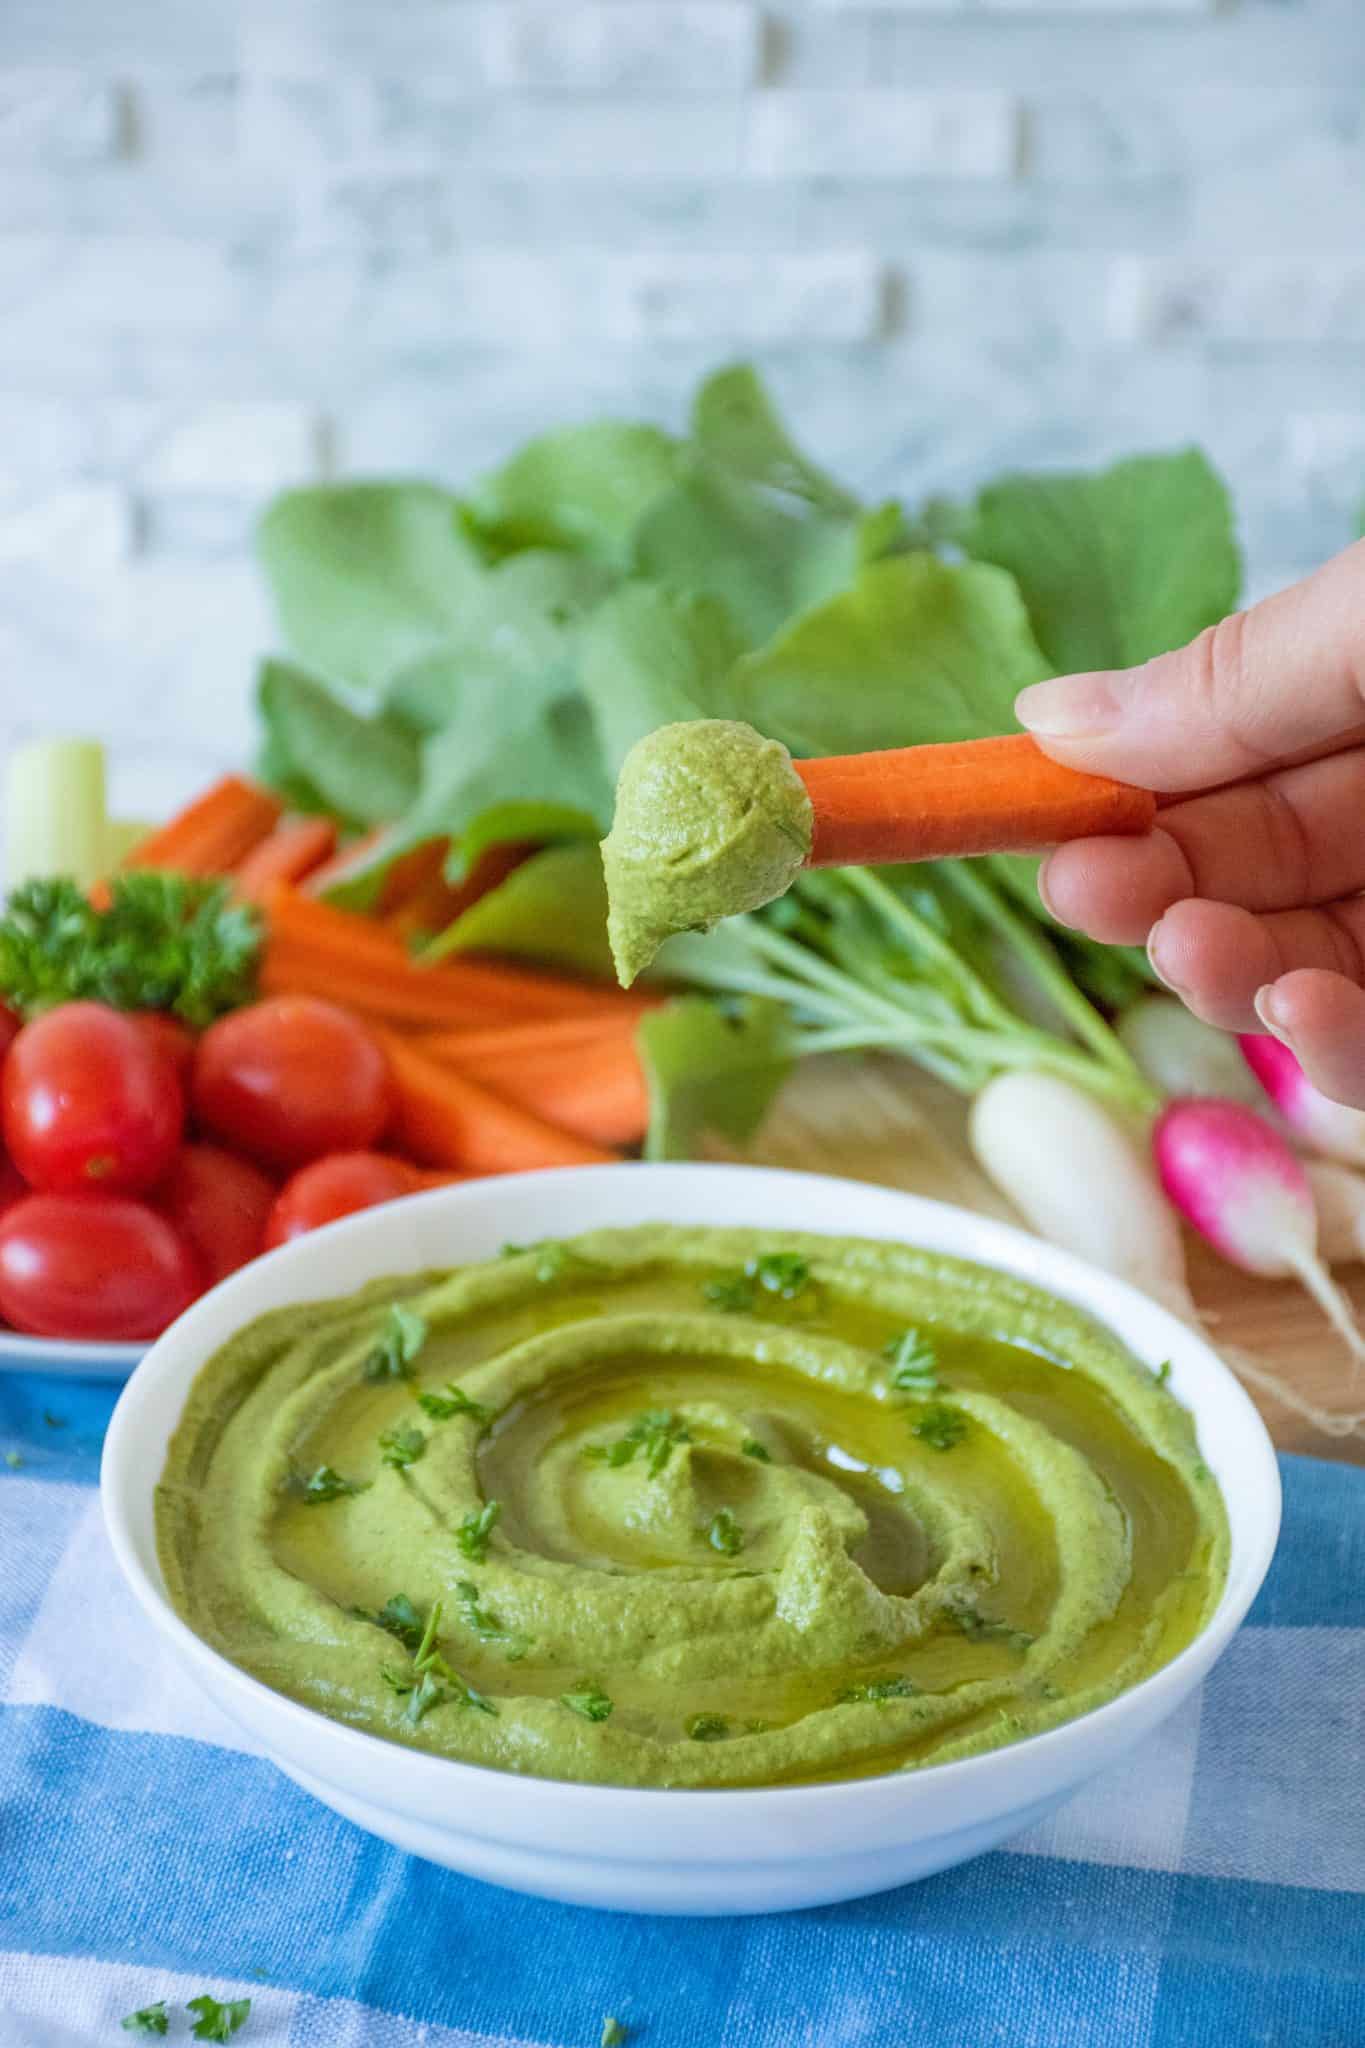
102;818;153;868
4;739;108;891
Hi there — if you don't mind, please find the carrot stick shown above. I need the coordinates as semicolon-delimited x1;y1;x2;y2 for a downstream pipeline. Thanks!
375;1028;617;1173
412;1015;643;1061
121;775;283;878
413;1020;649;1147
382;842;530;943
794;734;1156;868
232;817;338;902
300;827;386;897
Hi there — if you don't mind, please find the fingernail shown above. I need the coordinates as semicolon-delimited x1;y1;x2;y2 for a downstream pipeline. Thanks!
1015;673;1127;739
1254;982;1293;1043
1036;855;1060;920
1146;917;1185;995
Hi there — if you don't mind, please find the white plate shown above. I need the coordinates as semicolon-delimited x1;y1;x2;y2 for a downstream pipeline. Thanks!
0;1329;144;1379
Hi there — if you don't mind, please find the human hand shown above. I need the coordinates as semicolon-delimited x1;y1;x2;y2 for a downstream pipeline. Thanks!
1014;538;1365;1106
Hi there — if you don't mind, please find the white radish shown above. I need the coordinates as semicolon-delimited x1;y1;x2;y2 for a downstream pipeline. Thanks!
969;1070;1195;1320
1154;1097;1365;1364
1239;1031;1365;1166
1118;996;1263;1108
1304;1160;1365;1266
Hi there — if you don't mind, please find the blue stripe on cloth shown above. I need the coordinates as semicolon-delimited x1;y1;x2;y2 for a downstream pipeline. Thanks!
0;1373;117;1488
2;1709;1363;2048
1249;1453;1365;1629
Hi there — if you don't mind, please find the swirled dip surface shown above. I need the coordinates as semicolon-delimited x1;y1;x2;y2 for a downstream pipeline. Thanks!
157;1226;1227;1789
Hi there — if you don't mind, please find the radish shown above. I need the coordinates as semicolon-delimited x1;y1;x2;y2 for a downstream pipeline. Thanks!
1239;1031;1365;1166
969;1070;1195;1320
1304;1160;1365;1266
1118;997;1263;1108
1154;1098;1365;1363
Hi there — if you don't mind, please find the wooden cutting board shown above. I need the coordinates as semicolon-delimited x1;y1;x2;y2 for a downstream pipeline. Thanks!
742;1056;1365;1468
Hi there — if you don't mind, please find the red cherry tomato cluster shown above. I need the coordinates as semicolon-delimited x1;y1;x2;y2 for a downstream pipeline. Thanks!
0;994;441;1345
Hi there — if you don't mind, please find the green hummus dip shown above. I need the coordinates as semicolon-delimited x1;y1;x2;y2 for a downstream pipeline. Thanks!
157;1225;1227;1791
602;720;812;986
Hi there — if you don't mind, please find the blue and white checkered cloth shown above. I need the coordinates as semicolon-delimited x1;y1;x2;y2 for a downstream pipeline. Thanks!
1;1367;1362;2048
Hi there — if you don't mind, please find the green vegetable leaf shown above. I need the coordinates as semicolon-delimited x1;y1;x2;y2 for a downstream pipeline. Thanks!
911;1403;970;1453
685;1713;730;1741
423;841;615;982
751;1251;811;1300
298;1465;368;1506
561;1680;614;1722
580;582;746;779
585;1410;691;1478
730;553;1050;759
256;659;421;827
691;364;859;517
417;1382;491;1425
705;1507;744;1557
636;994;792;1163
404;690;612;875
378;1423;426;1471
467;422;683;564
962;449;1241;675
358;1593;425;1652
601;2018;629;2048
186;1994;252;2043
257;481;483;696
883;1329;939;1393
741;1437;771;1462
362;1304;427;1383
836;1674;917;1705
455;1578;531;1661
121;2004;169;2037
457;1500;502;1562
0;874;260;1028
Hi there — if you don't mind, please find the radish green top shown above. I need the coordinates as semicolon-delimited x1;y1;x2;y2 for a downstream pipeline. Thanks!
602;720;813;987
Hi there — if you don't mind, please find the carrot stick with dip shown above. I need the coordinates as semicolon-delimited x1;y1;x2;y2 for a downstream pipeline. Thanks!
601;718;1155;986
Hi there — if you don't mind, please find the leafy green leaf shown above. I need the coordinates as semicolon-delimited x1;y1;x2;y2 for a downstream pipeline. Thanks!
911;1403;970;1453
467;423;683;564
256;659;421;827
561;1680;614;1722
423;841;615;981
705;1507;745;1556
186;1994;252;2042
257;482;483;695
378;1423;426;1470
416;1382;491;1425
741;1437;771;1462
883;1329;939;1393
580;583;746;778
601;2018;629;2048
362;1304;428;1383
584;1410;692;1478
298;1465;368;1506
404;690;612;872
730;553;1050;759
962;449;1241;675
456;1500;502;1562
355;1592;425;1651
636;994;792;1163
691;364;859;516
685;1713;730;1741
121;2004;169;2037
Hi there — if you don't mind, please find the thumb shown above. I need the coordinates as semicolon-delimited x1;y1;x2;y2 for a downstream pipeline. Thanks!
1013;538;1365;794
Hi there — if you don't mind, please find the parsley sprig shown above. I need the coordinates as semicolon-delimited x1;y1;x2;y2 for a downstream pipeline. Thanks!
456;1499;502;1561
417;1381;490;1424
836;1674;917;1705
686;1713;730;1742
378;1422;426;1470
911;1402;969;1453
381;1598;498;1724
882;1328;939;1394
703;1251;815;1314
584;1409;691;1478
455;1578;531;1661
295;1463;368;1506
705;1507;745;1557
121;2006;170;2038
362;1303;427;1383
187;1996;253;2042
561;1680;614;1722
0;873;261;1028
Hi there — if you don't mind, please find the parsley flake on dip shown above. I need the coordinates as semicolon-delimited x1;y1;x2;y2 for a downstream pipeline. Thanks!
157;1225;1227;1789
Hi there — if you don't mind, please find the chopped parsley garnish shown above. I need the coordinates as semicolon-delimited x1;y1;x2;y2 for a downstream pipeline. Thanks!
741;1437;771;1462
561;1681;614;1722
297;1464;368;1505
883;1327;939;1393
42;1410;66;1428
416;1381;491;1425
187;1994;252;2042
686;1713;730;1742
911;1402;969;1453
4;1451;22;1470
456;1499;502;1561
705;1507;744;1557
455;1578;531;1661
949;1604;1034;1654
501;1238;605;1285
355;1592;424;1652
1155;1359;1172;1387
836;1675;917;1705
381;1598;498;1723
703;1251;815;1314
121;2005;169;2038
585;1409;691;1478
378;1422;426;1470
601;2018;628;2047
362;1303;427;1383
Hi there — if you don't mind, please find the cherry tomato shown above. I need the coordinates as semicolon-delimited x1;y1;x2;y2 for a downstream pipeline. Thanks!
0;1005;20;1063
0;1152;26;1219
154;1143;276;1286
3;1003;185;1194
264;1151;425;1249
0;1193;201;1340
132;1011;196;1090
193;998;391;1171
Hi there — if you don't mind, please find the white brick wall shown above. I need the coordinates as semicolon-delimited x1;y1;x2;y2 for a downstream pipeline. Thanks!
0;0;1363;785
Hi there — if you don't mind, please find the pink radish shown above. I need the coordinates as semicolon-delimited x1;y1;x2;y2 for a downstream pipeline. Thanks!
1239;1031;1365;1166
1154;1097;1365;1363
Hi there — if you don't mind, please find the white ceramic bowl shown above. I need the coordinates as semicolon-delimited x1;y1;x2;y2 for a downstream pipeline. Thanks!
102;1163;1280;1917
